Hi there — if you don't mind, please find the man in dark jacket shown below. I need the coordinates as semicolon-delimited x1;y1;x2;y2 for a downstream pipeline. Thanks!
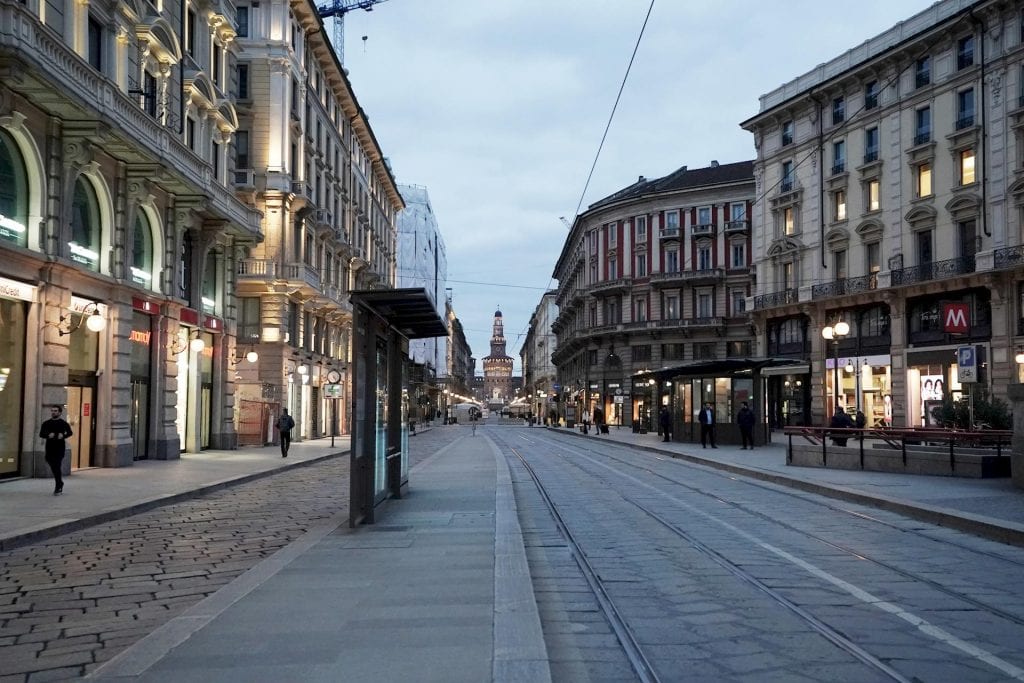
830;408;855;446
698;402;716;448
40;405;73;495
659;406;672;442
277;409;295;457
737;402;755;450
593;406;606;434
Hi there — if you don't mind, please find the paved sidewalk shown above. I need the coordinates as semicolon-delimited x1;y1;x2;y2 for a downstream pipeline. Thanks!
549;425;1024;546
0;437;351;551
88;432;549;682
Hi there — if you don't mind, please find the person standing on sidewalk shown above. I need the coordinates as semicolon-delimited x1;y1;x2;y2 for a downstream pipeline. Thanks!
698;402;717;448
277;409;295;457
737;402;755;450
593;406;605;435
580;408;590;434
659;405;673;442
39;405;73;495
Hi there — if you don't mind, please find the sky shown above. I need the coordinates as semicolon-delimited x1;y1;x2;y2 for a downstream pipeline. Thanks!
340;0;929;374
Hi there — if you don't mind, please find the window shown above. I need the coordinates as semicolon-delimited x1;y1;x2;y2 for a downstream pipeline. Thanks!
867;242;881;275
832;140;845;175
70;178;101;271
665;249;679;273
916;163;932;197
959;219;978;259
87;16;103;71
634;253;647;277
694;343;716;360
635;215;647;240
864;127;879;163
727;340;752;357
212;141;220;181
662;343;685;361
131;213;153;287
664;211;680;233
213;44;222;88
186;117;196;151
607;257;617;280
867;179;880;212
832;96;845;125
603;298;620;324
632;345;651;362
957;88;975;129
236;6;249;36
957;35;975;70
915;56;931;88
914;107;931;145
782;120;794;146
784;206;795;235
180;231;193;303
731;242;746;268
238;298;261;341
918;230;933;265
961;149;976;185
143;71;157;117
633;296;647;322
697;206;711;226
607;222;617;247
730;203;745;222
864;80;879;109
236;131;250;169
697;246;711;270
833;249;847;281
663;294;678;320
731;289;746;316
697;291;713;318
781;261;795;290
186;8;196;56
0;130;28;248
833;189;847;221
781;160;794;192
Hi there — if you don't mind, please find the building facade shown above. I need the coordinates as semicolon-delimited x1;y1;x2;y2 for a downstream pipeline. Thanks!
481;309;513;408
520;291;557;421
552;161;756;432
231;0;401;445
0;0;261;478
742;0;1024;430
396;183;448;424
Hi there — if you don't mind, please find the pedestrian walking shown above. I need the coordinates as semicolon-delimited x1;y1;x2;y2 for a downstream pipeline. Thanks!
39;405;73;495
593;406;606;435
830;408;855;446
737;401;755;450
698;402;717;448
855;409;867;429
277;408;295;457
659;405;673;442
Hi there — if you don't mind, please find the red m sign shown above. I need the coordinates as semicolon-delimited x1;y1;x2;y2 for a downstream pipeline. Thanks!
943;303;969;334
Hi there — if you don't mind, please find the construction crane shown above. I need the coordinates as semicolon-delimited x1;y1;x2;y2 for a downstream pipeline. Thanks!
316;0;390;63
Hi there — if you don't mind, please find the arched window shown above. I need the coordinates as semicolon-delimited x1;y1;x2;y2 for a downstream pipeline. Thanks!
201;251;218;314
131;212;154;287
69;177;101;271
0;130;28;248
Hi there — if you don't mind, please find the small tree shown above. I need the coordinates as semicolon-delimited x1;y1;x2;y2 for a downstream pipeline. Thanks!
929;393;1010;430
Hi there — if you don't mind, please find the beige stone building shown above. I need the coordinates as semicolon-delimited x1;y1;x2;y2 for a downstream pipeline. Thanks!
231;0;400;444
742;0;1024;430
0;0;260;477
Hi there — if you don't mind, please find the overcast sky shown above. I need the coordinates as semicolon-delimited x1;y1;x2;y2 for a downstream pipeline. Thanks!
341;0;927;374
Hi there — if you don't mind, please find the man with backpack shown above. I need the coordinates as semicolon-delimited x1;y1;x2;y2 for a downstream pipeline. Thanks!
277;408;295;457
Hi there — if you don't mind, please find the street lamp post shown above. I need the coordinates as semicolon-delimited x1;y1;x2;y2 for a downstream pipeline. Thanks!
821;319;850;418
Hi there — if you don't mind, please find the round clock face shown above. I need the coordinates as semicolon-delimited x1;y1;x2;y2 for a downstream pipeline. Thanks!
327;370;341;384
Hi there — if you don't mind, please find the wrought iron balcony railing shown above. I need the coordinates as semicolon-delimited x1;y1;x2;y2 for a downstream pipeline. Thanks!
691;223;715;238
955;113;975;130
913;131;931;145
724;219;749;234
753;288;798;310
994;245;1024;270
890;256;975;286
811;273;878;299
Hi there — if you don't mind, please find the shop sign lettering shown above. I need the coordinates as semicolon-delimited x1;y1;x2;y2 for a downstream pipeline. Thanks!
0;276;36;302
129;330;151;345
943;303;969;334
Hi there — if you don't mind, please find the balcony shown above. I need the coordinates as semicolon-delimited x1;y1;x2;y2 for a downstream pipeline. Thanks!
660;227;681;240
863;149;878;164
237;258;278;279
956;113;975;130
811;273;878;299
753;288;798;310
913;131;931;146
724;219;749;235
890;256;975;287
994;245;1024;270
830;162;845;176
284;262;323;294
589;278;630;296
780;178;794;193
691;223;715;238
233;168;255;187
686;268;725;284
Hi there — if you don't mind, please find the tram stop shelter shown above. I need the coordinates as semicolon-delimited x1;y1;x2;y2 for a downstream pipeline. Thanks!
633;357;808;446
349;288;447;527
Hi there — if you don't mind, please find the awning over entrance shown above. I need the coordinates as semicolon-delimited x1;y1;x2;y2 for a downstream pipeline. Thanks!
350;288;447;339
632;357;809;382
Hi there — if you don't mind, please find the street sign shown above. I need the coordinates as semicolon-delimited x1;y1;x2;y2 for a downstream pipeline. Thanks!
324;383;343;399
957;345;977;383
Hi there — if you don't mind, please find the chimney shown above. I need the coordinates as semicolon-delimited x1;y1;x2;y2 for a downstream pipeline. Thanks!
638;175;646;183
710;160;719;168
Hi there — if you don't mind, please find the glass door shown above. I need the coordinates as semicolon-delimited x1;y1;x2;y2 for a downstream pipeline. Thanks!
130;379;149;460
66;383;95;469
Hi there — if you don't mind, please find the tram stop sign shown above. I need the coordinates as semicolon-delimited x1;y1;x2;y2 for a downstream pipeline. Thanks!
957;345;977;383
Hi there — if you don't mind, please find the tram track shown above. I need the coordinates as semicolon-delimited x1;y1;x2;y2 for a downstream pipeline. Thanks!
497;429;1024;682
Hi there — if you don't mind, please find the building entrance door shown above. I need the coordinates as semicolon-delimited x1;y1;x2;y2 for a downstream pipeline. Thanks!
65;379;96;469
130;379;149;460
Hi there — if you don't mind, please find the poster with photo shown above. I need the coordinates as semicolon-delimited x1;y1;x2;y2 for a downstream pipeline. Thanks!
920;375;943;401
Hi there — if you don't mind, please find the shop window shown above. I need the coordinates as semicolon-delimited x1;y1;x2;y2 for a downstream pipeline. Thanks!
0;299;26;477
0;130;28;248
70;177;101;271
860;306;891;341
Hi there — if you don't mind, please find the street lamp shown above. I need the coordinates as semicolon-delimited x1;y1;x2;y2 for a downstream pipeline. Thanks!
821;319;850;416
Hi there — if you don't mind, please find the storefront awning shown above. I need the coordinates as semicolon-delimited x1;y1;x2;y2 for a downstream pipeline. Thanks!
632;357;809;382
350;288;448;339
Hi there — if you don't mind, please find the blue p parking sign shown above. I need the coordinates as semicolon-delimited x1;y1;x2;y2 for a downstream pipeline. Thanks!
957;346;977;383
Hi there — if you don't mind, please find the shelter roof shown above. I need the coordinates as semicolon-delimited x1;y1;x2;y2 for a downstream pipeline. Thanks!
350;288;448;339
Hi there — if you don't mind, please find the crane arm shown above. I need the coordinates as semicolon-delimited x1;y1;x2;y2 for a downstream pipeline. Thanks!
317;0;388;19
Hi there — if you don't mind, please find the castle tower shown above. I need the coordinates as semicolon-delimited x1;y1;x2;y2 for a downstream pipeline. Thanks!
482;309;514;407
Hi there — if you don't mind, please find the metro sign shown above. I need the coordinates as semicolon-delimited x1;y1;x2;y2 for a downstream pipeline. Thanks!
943;303;970;334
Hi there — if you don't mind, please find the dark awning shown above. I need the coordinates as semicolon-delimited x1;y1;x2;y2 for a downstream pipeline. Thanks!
632;357;809;382
350;288;448;339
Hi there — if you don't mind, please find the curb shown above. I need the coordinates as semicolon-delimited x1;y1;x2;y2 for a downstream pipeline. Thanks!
0;450;348;553
549;428;1024;548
